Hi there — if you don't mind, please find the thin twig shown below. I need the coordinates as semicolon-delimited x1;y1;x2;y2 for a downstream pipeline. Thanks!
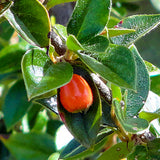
90;73;112;104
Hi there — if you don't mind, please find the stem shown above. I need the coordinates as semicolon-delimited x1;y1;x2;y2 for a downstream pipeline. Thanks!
50;29;66;56
111;103;131;142
90;73;112;104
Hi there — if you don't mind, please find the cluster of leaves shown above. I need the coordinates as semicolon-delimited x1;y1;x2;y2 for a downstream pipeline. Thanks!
0;0;160;160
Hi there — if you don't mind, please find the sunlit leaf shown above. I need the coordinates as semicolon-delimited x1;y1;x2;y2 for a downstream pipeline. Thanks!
98;141;134;160
53;24;68;41
46;0;76;10
107;16;120;28
151;75;160;96
67;0;111;43
111;14;160;46
67;34;109;53
48;152;60;160
108;28;135;37
31;110;48;133
113;99;148;134
77;45;136;90
82;35;109;52
4;0;51;47
111;84;122;101
66;35;83;51
21;48;73;100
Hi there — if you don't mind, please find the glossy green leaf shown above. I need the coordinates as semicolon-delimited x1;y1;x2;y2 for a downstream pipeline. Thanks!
67;35;109;53
0;1;12;15
35;95;58;114
60;130;113;160
139;111;160;122
53;24;68;41
125;45;150;117
82;35;109;52
48;153;60;160
149;111;160;137
139;91;160;122
2;80;32;130
124;118;149;133
113;99;148;133
35;89;57;100
98;141;134;160
150;121;160;137
111;84;122;101
0;133;56;160
0;42;31;74
108;28;135;37
21;48;73;100
0;20;14;49
46;0;76;10
31;110;48;133
77;45;136;90
111;14;160;46
67;0;111;43
107;16;120;28
66;35;83;51
58;66;102;148
4;0;51;47
151;75;160;96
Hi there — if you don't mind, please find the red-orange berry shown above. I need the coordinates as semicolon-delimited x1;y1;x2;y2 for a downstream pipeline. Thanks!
60;74;93;113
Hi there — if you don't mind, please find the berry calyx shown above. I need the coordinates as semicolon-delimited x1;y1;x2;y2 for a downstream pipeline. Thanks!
60;74;93;113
